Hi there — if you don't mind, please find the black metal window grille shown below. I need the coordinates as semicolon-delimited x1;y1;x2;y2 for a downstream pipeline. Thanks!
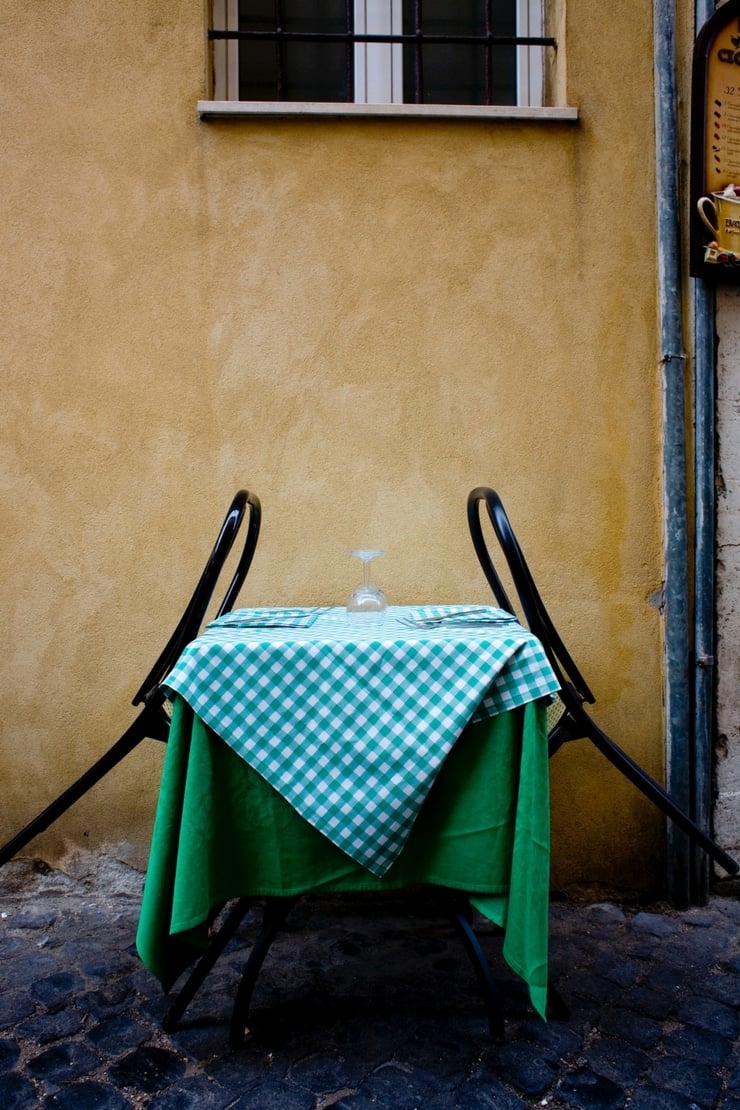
210;2;555;106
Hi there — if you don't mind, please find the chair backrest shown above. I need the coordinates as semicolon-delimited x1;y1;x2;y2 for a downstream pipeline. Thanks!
466;486;595;707
132;490;261;706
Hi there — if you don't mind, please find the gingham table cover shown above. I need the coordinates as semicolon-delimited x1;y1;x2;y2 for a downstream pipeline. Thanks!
162;605;559;876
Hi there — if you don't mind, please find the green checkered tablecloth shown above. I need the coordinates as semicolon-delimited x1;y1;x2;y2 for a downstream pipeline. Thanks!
162;605;559;876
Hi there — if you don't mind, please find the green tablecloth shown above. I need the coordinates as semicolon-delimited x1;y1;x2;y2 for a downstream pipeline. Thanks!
137;695;551;1018
159;605;559;876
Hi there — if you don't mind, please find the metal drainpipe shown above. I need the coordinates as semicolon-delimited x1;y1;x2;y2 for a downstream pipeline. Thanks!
691;0;718;906
692;277;715;906
654;0;692;908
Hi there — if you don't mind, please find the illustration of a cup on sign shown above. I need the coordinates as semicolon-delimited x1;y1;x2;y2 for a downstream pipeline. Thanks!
697;183;740;256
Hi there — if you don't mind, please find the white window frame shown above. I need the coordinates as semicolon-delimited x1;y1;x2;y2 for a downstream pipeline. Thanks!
212;0;239;102
516;0;544;108
354;0;544;108
354;0;404;106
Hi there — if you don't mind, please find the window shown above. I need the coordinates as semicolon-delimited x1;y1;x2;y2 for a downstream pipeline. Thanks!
210;1;553;110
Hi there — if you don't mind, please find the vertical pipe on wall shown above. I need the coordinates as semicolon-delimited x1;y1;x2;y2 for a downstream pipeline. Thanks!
692;277;715;906
691;0;718;905
654;0;692;907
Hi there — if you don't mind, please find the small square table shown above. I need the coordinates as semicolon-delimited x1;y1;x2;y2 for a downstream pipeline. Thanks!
136;605;559;1033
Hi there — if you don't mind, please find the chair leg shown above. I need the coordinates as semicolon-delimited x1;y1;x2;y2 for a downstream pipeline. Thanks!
583;716;739;876
449;901;505;1039
229;897;298;1049
161;897;254;1032
0;704;170;867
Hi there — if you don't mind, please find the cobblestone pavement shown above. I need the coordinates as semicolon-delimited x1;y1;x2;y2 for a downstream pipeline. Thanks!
0;856;739;1109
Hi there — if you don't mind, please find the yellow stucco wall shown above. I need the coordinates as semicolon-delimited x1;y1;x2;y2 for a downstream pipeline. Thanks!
1;1;668;894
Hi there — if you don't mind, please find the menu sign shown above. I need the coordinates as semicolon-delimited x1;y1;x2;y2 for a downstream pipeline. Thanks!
705;21;740;191
691;0;740;278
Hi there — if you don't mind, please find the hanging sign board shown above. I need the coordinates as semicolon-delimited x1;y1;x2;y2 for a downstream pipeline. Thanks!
691;0;740;279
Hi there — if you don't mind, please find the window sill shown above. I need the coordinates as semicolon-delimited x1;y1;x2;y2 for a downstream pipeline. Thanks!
197;100;579;123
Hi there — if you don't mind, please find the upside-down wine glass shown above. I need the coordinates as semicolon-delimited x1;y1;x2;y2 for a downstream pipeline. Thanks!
346;549;387;620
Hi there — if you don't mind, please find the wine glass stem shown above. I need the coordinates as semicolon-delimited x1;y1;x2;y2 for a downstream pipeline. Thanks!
363;560;371;588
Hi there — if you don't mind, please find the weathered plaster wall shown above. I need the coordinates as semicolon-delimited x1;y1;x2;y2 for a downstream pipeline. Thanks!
0;1;666;892
716;288;740;860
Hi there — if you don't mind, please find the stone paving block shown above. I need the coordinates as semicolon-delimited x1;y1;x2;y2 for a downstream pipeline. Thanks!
485;1041;557;1095
41;1079;131;1109
392;1028;480;1077
77;982;134;1015
75;948;140;980
15;1007;85;1044
332;1094;391;1110
517;1017;583;1062
428;1074;528;1108
556;1065;625;1109
229;1078;319;1108
668;930;729;963
677;994;739;1038
288;1048;368;1093
627;1086;706;1110
0;1036;20;1070
683;910;722;928
647;1056;722;1108
582;1032;651;1085
29;971;86;1009
596;1006;664;1048
167;1022;243;1063
0;1071;42;1110
26;1040;102;1085
631;913;680;938
601;956;644;988
357;1061;441;1108
619;984;678;1020
86;1013;151;1055
141;1074;235;1109
204;1051;274;1093
2;947;60;981
107;1044;187;1095
714;896;740;921
7;907;59;929
563;970;623;1004
662;1022;734;1068
696;971;740;1008
0;991;36;1029
585;903;628;926
645;965;693;994
622;934;663;960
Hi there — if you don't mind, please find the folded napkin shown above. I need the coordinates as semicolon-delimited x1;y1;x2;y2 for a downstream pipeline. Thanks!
401;606;519;628
209;607;329;630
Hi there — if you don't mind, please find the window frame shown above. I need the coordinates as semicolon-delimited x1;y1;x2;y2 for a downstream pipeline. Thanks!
203;1;575;119
354;0;403;106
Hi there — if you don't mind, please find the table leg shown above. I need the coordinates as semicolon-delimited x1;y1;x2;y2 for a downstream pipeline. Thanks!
229;897;298;1049
449;901;506;1040
162;897;253;1032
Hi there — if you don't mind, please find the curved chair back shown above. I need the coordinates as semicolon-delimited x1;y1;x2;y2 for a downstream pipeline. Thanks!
133;490;261;706
466;484;739;878
467;486;594;706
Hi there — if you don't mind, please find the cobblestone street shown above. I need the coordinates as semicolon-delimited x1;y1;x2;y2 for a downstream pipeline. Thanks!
1;856;739;1109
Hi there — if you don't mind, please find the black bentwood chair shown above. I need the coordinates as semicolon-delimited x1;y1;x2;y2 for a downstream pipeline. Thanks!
0;489;262;867
466;486;739;879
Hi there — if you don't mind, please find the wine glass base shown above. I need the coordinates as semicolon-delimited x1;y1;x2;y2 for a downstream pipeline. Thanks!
346;609;387;626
